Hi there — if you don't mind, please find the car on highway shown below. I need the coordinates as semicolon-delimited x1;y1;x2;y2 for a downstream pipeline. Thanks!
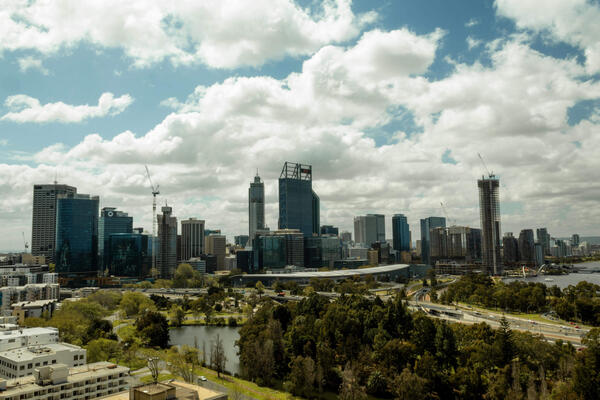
199;376;207;381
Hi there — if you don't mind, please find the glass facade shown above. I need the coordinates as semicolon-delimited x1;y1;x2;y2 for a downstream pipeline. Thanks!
420;216;446;266
55;194;99;275
254;235;286;269
392;214;410;252
99;208;133;270
108;233;150;278
278;162;319;237
304;236;341;268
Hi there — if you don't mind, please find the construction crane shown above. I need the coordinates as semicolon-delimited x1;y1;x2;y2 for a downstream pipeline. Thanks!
440;202;456;226
21;232;29;253
478;153;495;178
145;165;160;277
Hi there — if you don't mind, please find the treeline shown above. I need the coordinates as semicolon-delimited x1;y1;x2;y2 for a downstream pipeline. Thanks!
237;293;600;399
440;274;600;325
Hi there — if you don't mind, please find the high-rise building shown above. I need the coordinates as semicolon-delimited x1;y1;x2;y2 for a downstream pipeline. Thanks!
181;218;205;260
31;184;77;263
98;207;133;270
478;176;501;274
234;235;250;248
536;228;551;255
354;214;383;247
206;234;226;269
518;229;535;264
502;232;519;265
107;233;150;278
340;231;352;243
534;242;544;267
157;205;177;279
253;229;304;269
248;173;265;246
429;226;481;264
55;193;99;276
392;214;410;252
571;234;580;247
304;236;341;268
420;216;446;266
320;225;339;236
278;162;319;237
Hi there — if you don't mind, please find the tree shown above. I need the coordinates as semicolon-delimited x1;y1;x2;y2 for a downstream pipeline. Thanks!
339;363;367;400
286;356;316;397
86;338;121;363
135;310;169;348
210;333;228;378
392;368;429;400
173;263;195;288
120;292;156;317
255;281;265;297
87;291;122;311
493;316;515;366
164;345;199;383
169;304;186;327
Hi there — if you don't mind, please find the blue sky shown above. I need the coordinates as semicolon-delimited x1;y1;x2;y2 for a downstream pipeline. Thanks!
0;0;599;251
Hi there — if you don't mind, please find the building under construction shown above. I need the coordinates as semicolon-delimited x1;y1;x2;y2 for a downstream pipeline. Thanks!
478;176;502;275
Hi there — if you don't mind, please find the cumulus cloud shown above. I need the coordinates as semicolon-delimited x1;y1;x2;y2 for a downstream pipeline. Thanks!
17;56;49;75
1;93;134;123
0;0;370;69
495;0;600;73
1;27;600;249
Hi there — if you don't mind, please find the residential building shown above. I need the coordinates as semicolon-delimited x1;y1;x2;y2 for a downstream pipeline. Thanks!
55;193;99;276
478;176;501;274
518;229;535;264
11;299;57;323
0;362;129;400
502;232;519;265
420;217;446;266
278;162;319;237
31;184;77;263
0;342;86;379
0;284;59;310
536;228;551;255
392;214;410;252
157;205;177;279
249;173;265;246
206;235;226;269
99;208;133;271
181;218;205;260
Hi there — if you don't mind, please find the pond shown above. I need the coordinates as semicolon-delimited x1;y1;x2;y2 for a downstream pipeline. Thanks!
169;325;241;375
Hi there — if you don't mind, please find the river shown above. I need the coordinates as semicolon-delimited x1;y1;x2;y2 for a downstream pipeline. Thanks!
504;261;600;289
169;325;241;375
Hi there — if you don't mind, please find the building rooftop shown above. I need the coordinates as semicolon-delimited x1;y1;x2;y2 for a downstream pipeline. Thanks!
0;342;82;362
103;381;226;400
255;264;410;278
12;299;57;308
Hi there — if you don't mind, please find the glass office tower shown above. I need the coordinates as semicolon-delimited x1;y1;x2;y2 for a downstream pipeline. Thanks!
108;233;150;278
55;193;99;275
392;214;410;252
420;216;446;266
278;162;319;237
99;207;133;270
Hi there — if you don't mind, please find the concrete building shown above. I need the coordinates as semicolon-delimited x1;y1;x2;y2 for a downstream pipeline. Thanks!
0;283;59;310
249;173;265;246
0;361;129;400
11;299;57;323
278;162;319;237
205;235;226;269
0;342;85;379
429;226;481;264
181;218;205;260
55;193;99;276
536;228;551;255
31;184;77;264
420;217;446;266
478;176;502;274
104;380;226;400
157;206;177;279
99;208;133;271
353;215;382;247
20;254;46;266
348;247;368;260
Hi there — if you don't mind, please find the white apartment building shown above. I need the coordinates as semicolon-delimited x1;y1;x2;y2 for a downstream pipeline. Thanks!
0;327;59;352
0;284;59;309
0;362;129;400
0;342;85;379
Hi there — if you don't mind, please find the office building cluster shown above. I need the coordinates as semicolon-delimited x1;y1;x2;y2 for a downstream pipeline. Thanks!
23;162;596;283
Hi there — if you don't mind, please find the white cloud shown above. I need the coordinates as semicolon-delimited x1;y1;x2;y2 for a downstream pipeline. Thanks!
1;29;600;250
495;0;600;73
1;93;134;123
0;0;371;69
465;18;479;28
466;36;482;50
17;56;49;75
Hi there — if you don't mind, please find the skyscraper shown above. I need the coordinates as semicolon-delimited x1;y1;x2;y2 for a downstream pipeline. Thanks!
502;232;519;265
181;218;205;260
278;162;319;237
55;193;99;275
571;234;580;247
206;234;226;269
99;207;133;270
248;173;265;246
320;225;339;236
518;229;535;264
392;214;410;252
420;217;446;266
478;176;501;274
31;183;77;263
536;228;551;255
157;205;177;279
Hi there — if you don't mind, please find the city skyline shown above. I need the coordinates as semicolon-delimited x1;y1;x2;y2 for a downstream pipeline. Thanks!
2;1;600;250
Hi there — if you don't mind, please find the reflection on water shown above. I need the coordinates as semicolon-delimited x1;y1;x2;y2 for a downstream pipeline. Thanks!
504;262;600;289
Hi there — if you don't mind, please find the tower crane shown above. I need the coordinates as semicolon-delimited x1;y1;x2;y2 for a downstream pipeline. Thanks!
440;202;456;226
145;165;160;277
21;232;29;253
478;153;495;179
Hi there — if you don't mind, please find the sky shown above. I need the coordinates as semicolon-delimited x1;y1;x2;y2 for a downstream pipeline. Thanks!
1;0;599;251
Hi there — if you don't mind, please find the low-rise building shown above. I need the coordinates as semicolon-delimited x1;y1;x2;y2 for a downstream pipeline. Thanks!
0;327;59;352
0;362;129;400
11;299;57;324
0;283;59;310
0;342;86;379
104;380;226;400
